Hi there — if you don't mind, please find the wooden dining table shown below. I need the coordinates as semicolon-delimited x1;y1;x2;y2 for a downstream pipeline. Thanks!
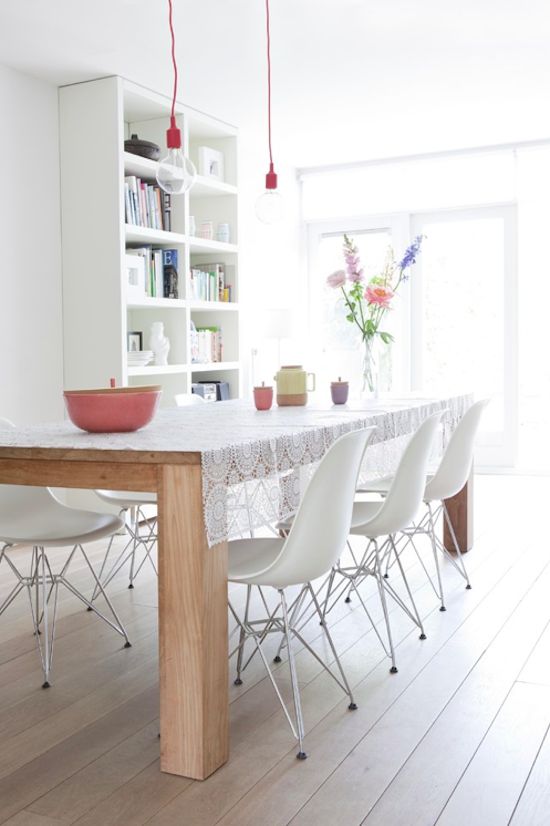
0;393;472;780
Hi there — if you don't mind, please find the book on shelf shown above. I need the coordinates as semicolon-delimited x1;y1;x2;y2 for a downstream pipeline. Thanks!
189;263;232;303
125;246;179;299
124;175;171;232
190;321;223;363
162;249;179;299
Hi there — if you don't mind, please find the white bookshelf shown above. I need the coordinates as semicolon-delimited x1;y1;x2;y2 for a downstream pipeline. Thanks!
59;76;242;406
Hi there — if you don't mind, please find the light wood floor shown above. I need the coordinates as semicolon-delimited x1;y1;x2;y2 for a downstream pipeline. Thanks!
1;475;549;825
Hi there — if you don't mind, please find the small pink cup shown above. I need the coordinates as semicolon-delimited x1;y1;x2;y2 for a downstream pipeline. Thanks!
254;385;273;411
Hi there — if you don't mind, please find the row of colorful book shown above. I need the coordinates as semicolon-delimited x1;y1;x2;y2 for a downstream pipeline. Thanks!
189;264;232;302
124;175;171;231
126;247;179;299
190;323;223;363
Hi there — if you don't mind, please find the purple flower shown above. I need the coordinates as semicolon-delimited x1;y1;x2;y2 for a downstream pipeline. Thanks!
348;268;364;283
398;235;424;274
327;269;346;288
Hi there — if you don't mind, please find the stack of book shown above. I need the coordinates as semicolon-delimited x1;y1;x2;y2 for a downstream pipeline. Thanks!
190;323;223;363
124;175;171;231
189;263;231;302
126;247;179;299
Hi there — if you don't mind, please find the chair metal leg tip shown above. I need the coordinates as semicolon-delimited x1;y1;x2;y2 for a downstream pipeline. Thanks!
42;680;50;689
158;732;161;738
419;633;427;640
273;655;282;663
233;677;243;685
123;641;132;648
383;573;389;579
128;583;134;589
296;751;308;760
466;584;472;590
439;606;447;612
390;666;398;674
86;606;93;611
344;596;352;604
348;702;358;711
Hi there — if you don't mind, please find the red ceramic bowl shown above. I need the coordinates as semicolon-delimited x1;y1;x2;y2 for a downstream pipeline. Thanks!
63;386;162;433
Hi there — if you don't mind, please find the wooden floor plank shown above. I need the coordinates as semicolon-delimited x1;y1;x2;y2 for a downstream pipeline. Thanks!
509;725;550;826
436;682;550;826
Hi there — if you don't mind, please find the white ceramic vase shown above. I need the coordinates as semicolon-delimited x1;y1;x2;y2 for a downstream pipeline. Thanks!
149;321;170;366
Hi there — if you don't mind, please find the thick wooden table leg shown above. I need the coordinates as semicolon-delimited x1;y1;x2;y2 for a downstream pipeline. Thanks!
158;464;229;779
443;472;473;553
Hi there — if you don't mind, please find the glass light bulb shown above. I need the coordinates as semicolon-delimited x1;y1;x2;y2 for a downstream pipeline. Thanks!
255;188;284;223
156;149;196;195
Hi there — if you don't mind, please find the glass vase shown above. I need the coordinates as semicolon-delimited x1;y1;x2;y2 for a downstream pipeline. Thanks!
361;336;379;399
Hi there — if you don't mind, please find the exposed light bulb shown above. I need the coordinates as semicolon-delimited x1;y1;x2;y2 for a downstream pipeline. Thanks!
157;148;196;195
256;188;283;223
255;162;283;223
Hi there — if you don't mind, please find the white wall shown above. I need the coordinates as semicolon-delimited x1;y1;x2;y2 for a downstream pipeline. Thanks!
0;63;63;424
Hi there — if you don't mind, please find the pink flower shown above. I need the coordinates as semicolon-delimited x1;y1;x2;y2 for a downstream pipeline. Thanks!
365;285;394;308
327;270;346;288
348;268;364;283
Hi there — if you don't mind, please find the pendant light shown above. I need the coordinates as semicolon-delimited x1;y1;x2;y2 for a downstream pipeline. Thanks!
156;0;196;195
255;0;283;223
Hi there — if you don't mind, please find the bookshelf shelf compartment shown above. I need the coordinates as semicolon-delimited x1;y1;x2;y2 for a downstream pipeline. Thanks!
125;225;186;245
127;364;188;376
189;301;239;312
191;176;238;198
188;237;238;254
123;151;158;179
191;361;240;373
127;298;187;309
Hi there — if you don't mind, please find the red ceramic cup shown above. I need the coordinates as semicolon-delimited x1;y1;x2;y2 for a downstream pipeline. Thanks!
254;385;273;411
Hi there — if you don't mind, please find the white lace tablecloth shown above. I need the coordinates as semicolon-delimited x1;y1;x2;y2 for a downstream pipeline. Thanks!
0;394;473;547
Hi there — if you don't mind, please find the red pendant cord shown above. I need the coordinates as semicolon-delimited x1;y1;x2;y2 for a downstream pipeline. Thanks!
264;0;277;189
166;0;182;149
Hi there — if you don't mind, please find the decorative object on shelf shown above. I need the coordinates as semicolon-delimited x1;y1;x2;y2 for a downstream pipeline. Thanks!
254;382;273;411
327;233;425;398
216;222;231;243
274;365;315;407
149;321;170;366
64;384;162;433
197;220;214;240
127;350;153;369
156;0;196;195
127;331;143;352
124;133;160;161
255;0;283;223
125;254;146;302
331;378;349;405
198;146;225;181
189;215;196;236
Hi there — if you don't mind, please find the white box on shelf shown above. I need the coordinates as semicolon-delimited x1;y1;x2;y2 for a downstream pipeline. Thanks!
124;252;146;301
198;146;224;181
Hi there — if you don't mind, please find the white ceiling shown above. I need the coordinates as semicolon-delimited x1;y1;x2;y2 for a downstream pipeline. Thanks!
1;0;550;166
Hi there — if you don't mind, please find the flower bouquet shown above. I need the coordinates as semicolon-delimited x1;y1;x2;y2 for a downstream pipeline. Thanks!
327;234;424;395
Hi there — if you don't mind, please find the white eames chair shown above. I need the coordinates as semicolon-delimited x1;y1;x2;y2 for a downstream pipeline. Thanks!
325;413;443;674
92;393;205;595
0;421;130;687
228;425;375;760
359;398;489;611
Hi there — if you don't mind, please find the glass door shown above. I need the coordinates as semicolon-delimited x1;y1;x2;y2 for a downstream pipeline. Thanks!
410;206;518;467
